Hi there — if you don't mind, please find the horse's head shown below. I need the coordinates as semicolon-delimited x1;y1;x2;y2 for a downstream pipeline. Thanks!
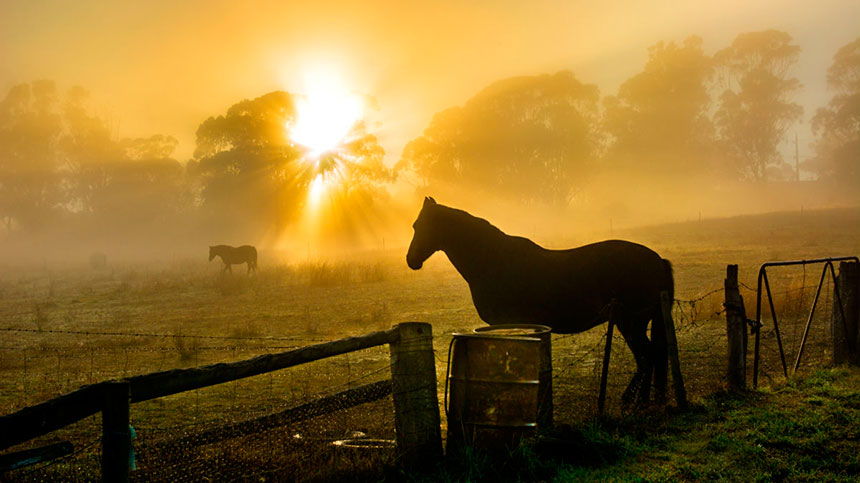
208;246;216;262
406;197;441;270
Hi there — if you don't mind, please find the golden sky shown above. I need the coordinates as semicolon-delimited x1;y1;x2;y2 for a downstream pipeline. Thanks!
1;0;858;163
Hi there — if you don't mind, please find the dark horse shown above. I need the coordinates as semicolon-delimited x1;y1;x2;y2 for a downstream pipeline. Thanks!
209;245;258;274
406;197;674;405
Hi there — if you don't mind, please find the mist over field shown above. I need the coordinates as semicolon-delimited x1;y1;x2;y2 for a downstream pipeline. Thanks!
2;3;860;480
1;1;858;266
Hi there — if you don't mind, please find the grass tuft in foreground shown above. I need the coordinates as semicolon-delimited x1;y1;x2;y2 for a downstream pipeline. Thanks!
413;367;860;482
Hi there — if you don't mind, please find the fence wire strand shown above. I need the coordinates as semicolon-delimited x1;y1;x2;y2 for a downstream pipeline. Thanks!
1;261;847;480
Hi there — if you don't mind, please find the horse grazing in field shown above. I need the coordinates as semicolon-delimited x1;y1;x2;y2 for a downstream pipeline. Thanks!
209;245;257;274
406;197;674;405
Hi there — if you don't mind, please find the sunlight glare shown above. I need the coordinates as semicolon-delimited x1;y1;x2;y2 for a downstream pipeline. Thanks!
308;173;327;207
291;67;363;158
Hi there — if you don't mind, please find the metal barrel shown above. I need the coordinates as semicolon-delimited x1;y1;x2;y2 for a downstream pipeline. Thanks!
473;324;553;430
445;332;541;455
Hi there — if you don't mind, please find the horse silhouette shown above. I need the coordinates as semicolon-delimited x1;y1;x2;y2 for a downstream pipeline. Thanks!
406;197;674;405
209;245;257;274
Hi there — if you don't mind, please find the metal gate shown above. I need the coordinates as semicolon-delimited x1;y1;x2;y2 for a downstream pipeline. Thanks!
752;256;859;388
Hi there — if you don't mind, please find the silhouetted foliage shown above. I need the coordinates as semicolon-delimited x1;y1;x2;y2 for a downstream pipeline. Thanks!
398;71;602;206
603;37;715;174
2;30;856;251
189;91;302;235
808;37;860;184
714;30;803;181
0;81;188;238
61;88;188;232
189;91;391;239
0;81;64;231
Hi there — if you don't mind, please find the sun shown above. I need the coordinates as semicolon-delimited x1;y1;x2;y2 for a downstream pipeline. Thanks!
290;67;364;159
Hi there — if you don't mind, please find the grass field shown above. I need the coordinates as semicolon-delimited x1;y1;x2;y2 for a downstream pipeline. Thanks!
1;207;858;480
426;366;860;482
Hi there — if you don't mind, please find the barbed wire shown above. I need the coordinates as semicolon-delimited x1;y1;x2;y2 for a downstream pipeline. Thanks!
0;326;330;342
675;287;722;305
0;344;304;354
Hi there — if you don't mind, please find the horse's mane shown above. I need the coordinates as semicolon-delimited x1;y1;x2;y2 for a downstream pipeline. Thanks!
435;203;544;251
436;204;505;236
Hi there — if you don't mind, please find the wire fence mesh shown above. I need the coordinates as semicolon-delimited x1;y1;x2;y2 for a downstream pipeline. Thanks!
1;343;398;482
0;258;849;481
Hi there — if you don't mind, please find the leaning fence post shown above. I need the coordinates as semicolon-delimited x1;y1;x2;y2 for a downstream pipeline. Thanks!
101;380;130;483
724;264;748;390
660;291;687;409
832;261;859;365
388;322;442;469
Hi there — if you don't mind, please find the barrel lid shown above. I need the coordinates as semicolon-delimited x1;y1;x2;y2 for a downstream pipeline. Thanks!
451;332;541;343
473;324;552;337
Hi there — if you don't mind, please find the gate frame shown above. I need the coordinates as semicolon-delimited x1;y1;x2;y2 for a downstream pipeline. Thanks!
752;256;859;388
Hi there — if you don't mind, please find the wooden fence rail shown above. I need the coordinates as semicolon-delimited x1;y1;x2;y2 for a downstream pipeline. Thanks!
0;381;110;451
0;322;441;481
128;326;400;402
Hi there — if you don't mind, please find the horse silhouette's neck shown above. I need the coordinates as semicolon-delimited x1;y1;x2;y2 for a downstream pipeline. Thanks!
435;206;503;282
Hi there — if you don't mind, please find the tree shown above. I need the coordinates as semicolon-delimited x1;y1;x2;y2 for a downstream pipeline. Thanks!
0;81;64;231
58;88;189;231
808;37;860;183
0;81;191;238
604;36;715;173
714;30;803;181
398;71;602;207
83;137;186;228
190;91;391;237
60;86;124;216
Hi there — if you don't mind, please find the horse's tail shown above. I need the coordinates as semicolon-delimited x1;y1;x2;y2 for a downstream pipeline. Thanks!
662;258;674;302
651;258;674;402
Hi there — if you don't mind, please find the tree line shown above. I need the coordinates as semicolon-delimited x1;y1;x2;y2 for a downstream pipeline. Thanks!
400;31;858;206
1;30;857;244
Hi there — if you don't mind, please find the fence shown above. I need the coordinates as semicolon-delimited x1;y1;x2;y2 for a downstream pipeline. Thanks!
0;322;442;481
725;259;860;390
2;259;859;479
546;259;859;421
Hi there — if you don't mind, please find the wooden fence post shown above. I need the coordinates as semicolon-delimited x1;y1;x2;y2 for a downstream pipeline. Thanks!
661;291;687;409
388;322;442;469
101;380;130;483
724;264;748;390
832;261;859;365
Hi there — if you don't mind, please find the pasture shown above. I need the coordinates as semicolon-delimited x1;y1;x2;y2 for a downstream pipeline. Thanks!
1;207;859;480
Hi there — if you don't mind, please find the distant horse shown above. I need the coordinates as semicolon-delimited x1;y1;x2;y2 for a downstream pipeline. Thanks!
406;197;674;405
209;245;257;274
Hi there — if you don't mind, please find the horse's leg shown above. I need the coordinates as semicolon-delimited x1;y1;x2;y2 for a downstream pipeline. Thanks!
651;306;669;405
617;317;653;406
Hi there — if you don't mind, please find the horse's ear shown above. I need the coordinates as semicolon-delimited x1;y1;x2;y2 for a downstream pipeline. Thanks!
424;196;436;206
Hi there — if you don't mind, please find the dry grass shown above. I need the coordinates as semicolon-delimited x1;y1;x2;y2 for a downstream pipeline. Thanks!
0;207;858;480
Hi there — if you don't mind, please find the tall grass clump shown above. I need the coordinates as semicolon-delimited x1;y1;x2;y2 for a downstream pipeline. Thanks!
297;260;390;286
173;332;200;363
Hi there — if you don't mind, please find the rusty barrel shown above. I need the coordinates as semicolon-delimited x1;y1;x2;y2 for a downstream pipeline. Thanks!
474;324;553;430
445;332;541;455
